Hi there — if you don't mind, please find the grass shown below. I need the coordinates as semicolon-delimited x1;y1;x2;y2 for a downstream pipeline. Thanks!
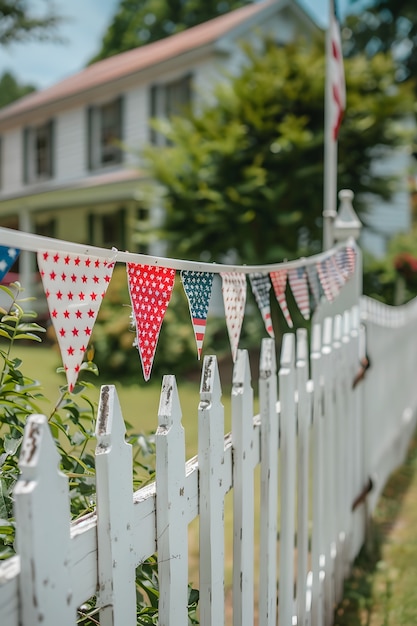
334;428;417;625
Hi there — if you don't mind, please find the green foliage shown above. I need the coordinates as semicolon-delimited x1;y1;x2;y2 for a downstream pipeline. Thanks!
89;0;251;63
0;71;36;109
143;38;413;265
0;0;63;46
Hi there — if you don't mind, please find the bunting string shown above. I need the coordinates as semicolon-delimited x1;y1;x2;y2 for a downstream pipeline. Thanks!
0;226;357;385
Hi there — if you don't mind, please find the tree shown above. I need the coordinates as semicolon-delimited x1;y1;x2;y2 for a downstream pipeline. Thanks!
346;0;417;83
0;71;35;109
0;0;62;46
142;39;413;265
89;0;251;63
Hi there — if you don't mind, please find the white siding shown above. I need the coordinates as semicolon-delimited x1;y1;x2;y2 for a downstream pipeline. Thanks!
55;107;86;181
2;129;22;195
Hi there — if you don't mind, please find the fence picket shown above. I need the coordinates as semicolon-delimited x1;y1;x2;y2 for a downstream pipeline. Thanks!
232;349;255;626
278;333;297;626
156;375;188;626
258;337;279;626
95;385;136;626
13;414;73;626
198;355;226;626
296;328;312;626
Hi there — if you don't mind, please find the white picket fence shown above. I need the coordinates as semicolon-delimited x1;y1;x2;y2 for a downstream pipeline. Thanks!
2;253;417;626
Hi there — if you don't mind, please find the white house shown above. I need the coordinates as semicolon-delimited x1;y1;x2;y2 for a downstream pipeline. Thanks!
0;0;319;297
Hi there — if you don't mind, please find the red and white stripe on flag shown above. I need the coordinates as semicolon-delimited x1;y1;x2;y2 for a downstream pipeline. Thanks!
288;266;310;320
270;269;293;328
330;9;346;140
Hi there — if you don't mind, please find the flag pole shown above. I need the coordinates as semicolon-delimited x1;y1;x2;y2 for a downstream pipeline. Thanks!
323;0;338;250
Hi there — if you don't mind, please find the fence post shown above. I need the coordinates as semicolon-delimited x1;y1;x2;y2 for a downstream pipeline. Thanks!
156;375;188;626
232;349;255;626
95;385;136;626
278;333;297;626
296;328;312;626
258;338;278;626
198;355;226;626
14;414;74;626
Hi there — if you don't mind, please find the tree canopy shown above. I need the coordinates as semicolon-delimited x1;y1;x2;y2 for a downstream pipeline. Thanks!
0;71;35;109
89;0;251;63
142;39;413;265
0;0;62;46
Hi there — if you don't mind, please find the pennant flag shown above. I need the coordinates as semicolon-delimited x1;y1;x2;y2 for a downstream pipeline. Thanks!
330;253;345;288
330;6;346;140
0;246;19;281
306;263;321;308
288;266;310;320
127;264;176;381
316;258;339;302
270;269;293;328
37;250;115;392
181;270;214;359
346;246;356;277
249;273;274;338
220;272;247;362
334;248;350;281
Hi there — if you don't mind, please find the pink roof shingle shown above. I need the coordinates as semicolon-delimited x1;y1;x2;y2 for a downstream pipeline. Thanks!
0;1;275;123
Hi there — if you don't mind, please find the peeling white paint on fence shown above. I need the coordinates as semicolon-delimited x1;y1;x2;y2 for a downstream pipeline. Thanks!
2;268;417;625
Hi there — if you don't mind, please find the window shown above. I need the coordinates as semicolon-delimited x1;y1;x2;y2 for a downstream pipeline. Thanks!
87;96;124;170
150;73;192;145
23;120;54;184
88;208;126;250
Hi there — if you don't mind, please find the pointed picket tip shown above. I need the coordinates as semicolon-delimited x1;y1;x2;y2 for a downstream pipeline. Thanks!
232;348;252;389
95;384;126;449
158;374;182;429
259;338;276;380
296;328;308;364
311;322;322;356
342;310;351;339
200;354;222;402
18;414;60;481
323;316;333;348
333;314;342;343
280;333;295;369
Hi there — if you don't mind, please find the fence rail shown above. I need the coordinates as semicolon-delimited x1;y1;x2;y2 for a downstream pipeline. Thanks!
2;272;417;625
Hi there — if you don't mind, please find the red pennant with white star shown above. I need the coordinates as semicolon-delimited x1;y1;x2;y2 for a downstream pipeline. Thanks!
127;264;176;381
37;250;115;391
220;272;247;362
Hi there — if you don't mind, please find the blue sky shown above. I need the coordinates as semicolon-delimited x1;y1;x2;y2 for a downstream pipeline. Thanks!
0;0;351;90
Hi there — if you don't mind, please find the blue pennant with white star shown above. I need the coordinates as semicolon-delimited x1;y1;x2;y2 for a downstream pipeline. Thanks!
181;270;214;359
0;246;19;282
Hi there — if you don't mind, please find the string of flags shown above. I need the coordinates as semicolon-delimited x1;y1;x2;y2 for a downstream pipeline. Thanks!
0;234;357;390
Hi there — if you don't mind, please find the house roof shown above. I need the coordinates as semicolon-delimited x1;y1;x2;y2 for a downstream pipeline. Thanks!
0;0;284;124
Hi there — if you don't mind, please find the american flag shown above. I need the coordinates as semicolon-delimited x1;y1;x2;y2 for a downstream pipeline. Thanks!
330;5;346;141
306;264;321;308
181;270;214;359
317;259;336;302
288;266;310;320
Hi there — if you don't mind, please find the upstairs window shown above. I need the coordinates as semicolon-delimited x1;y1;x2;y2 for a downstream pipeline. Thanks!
87;96;124;170
23;120;54;184
150;73;193;145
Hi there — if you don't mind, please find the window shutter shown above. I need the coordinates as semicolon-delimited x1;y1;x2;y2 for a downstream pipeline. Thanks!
48;118;55;178
116;95;124;164
22;127;30;184
149;85;158;145
87;106;94;170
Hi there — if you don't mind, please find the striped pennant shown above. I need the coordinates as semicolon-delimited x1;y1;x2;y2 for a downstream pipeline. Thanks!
249;272;274;338
330;253;345;288
334;248;350;281
270;269;293;328
220;272;247;362
288;266;310;320
181;270;214;359
346;246;356;277
316;258;337;302
306;264;321;308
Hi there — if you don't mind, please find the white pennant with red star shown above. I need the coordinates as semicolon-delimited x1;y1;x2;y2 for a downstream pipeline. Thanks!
37;250;115;391
127;264;176;381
